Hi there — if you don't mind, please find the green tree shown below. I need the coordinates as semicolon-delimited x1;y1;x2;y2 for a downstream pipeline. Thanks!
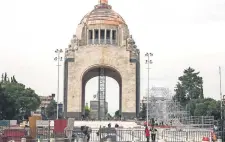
139;103;146;119
46;100;57;119
0;74;41;120
107;113;112;120
84;105;90;118
174;67;204;106
0;83;15;119
186;98;221;120
114;110;120;118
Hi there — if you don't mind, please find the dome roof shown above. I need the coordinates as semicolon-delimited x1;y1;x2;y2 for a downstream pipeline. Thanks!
80;0;126;26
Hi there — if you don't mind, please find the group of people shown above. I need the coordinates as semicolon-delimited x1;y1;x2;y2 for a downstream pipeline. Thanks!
145;125;157;142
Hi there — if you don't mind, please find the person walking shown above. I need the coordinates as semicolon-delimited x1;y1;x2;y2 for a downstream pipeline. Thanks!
150;126;157;142
145;126;150;142
81;126;91;142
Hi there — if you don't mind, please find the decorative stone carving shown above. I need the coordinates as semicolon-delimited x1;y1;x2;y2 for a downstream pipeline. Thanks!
69;35;79;51
127;35;135;50
127;35;138;61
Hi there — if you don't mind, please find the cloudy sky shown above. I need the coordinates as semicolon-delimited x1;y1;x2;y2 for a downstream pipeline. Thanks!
0;0;225;114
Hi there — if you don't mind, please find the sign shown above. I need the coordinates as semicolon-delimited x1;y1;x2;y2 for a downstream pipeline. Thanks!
36;120;49;127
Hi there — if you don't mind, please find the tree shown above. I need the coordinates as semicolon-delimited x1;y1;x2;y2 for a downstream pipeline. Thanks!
174;67;204;106
46;100;57;119
186;98;221;120
139;103;147;119
0;84;15;119
0;74;41;120
114;110;120;118
84;105;90;118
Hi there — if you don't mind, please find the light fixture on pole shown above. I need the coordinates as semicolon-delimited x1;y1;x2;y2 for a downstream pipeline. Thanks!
145;52;153;127
54;49;63;119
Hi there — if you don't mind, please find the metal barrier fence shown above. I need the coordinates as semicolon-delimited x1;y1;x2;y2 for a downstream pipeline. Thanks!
0;128;152;142
0;127;213;142
161;129;211;142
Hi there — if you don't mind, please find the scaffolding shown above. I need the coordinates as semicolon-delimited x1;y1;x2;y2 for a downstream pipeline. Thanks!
98;67;106;120
147;87;189;125
179;116;214;128
146;87;214;128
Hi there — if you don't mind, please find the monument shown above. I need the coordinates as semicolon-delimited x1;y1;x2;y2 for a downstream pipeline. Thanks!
64;0;140;119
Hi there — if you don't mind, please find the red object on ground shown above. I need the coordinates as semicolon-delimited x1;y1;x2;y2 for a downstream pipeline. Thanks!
202;136;210;141
54;119;67;133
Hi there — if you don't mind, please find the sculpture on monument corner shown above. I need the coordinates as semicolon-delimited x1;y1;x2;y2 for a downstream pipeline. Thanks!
127;35;138;60
70;35;79;50
127;35;135;50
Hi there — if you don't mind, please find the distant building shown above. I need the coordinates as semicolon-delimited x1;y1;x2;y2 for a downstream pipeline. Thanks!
90;100;108;119
32;94;55;115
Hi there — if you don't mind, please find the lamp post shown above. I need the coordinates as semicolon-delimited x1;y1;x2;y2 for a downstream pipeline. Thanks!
145;52;153;127
54;49;63;119
219;66;223;120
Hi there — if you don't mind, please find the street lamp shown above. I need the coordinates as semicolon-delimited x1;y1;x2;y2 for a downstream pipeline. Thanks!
145;52;153;127
54;49;63;119
219;66;223;120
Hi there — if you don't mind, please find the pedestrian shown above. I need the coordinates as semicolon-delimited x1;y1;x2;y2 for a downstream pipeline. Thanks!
108;123;111;128
81;126;91;142
150;126;157;142
144;126;150;142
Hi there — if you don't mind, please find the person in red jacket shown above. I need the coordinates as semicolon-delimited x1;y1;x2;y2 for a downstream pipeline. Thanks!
145;126;150;142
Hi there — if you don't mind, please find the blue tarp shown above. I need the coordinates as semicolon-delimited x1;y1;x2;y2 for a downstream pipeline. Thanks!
0;120;10;126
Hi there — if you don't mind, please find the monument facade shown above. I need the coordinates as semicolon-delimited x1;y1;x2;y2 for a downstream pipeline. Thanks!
64;0;140;119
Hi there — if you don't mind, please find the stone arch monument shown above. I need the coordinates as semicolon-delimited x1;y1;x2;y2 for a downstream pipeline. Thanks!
64;0;140;119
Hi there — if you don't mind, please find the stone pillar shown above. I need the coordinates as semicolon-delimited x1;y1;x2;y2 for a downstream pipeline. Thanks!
93;29;95;44
110;29;113;44
98;29;100;44
104;29;106;44
87;29;89;45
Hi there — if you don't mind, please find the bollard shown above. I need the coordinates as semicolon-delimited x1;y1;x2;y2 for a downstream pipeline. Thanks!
133;138;140;142
50;138;55;142
187;139;194;142
21;138;26;142
106;138;112;142
77;137;85;142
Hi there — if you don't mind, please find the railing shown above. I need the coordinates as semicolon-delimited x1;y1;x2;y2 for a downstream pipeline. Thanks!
0;127;213;142
161;129;211;142
88;39;117;45
0;127;149;142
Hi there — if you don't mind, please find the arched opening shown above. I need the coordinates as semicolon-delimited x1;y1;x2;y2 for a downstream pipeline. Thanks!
81;66;122;120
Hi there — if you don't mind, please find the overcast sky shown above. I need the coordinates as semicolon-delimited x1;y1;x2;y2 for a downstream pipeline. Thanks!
0;0;225;114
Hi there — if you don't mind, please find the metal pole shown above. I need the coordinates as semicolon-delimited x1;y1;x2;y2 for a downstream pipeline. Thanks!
145;52;153;127
147;54;149;127
219;66;222;120
55;49;63;120
56;52;60;119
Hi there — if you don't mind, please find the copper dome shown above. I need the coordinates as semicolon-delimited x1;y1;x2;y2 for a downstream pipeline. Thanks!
80;0;126;26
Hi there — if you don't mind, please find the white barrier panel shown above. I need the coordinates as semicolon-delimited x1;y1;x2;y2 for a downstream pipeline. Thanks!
36;120;49;127
21;138;26;142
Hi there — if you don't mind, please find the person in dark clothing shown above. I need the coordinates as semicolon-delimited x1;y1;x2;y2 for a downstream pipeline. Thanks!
150;126;157;142
81;126;91;142
144;126;150;142
108;123;111;128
